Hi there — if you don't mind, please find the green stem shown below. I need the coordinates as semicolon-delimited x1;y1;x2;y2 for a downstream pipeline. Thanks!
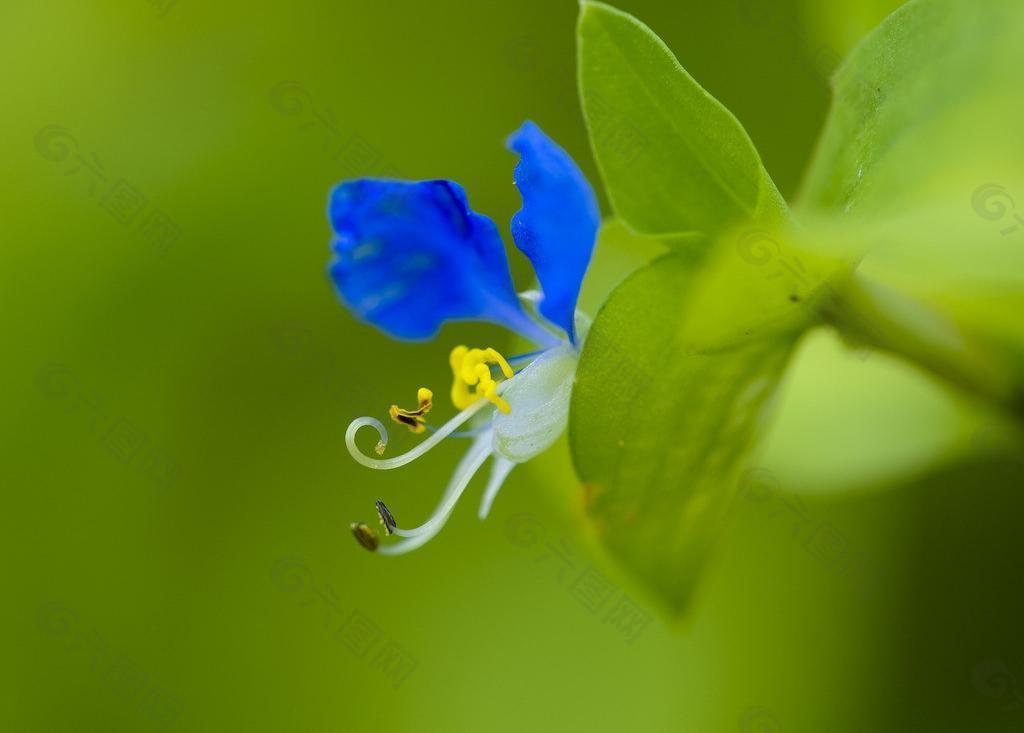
825;273;1023;417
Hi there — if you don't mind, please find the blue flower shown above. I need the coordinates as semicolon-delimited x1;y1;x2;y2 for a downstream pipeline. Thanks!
329;121;600;554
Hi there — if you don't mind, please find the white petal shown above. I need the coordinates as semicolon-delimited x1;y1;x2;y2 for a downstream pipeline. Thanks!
492;343;577;463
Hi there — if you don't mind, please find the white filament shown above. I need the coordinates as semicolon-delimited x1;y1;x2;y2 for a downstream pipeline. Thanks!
478;457;515;519
345;399;489;470
391;431;491;539
380;433;493;555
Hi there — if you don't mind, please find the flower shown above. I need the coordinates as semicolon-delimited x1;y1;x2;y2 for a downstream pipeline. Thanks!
329;121;599;554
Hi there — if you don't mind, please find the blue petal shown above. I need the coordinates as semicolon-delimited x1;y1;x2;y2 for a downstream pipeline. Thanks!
329;178;552;343
508;121;600;342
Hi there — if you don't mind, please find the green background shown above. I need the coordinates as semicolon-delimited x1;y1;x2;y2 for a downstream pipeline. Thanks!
3;1;1023;731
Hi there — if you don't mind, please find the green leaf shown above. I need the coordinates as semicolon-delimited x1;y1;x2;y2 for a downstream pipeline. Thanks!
577;219;668;317
797;0;1024;412
577;1;786;239
569;0;1024;615
799;0;1024;217
569;237;833;615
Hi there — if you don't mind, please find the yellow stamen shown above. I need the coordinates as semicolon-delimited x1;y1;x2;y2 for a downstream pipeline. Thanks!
448;345;514;414
388;387;433;433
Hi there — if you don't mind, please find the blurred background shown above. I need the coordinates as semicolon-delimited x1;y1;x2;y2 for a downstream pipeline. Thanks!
4;1;1024;731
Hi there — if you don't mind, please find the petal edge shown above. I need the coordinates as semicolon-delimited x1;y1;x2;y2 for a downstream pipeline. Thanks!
508;121;600;342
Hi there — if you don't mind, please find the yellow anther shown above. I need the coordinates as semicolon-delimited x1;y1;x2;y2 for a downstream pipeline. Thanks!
448;345;513;414
485;348;514;379
449;346;468;371
388;387;433;434
459;349;486;384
